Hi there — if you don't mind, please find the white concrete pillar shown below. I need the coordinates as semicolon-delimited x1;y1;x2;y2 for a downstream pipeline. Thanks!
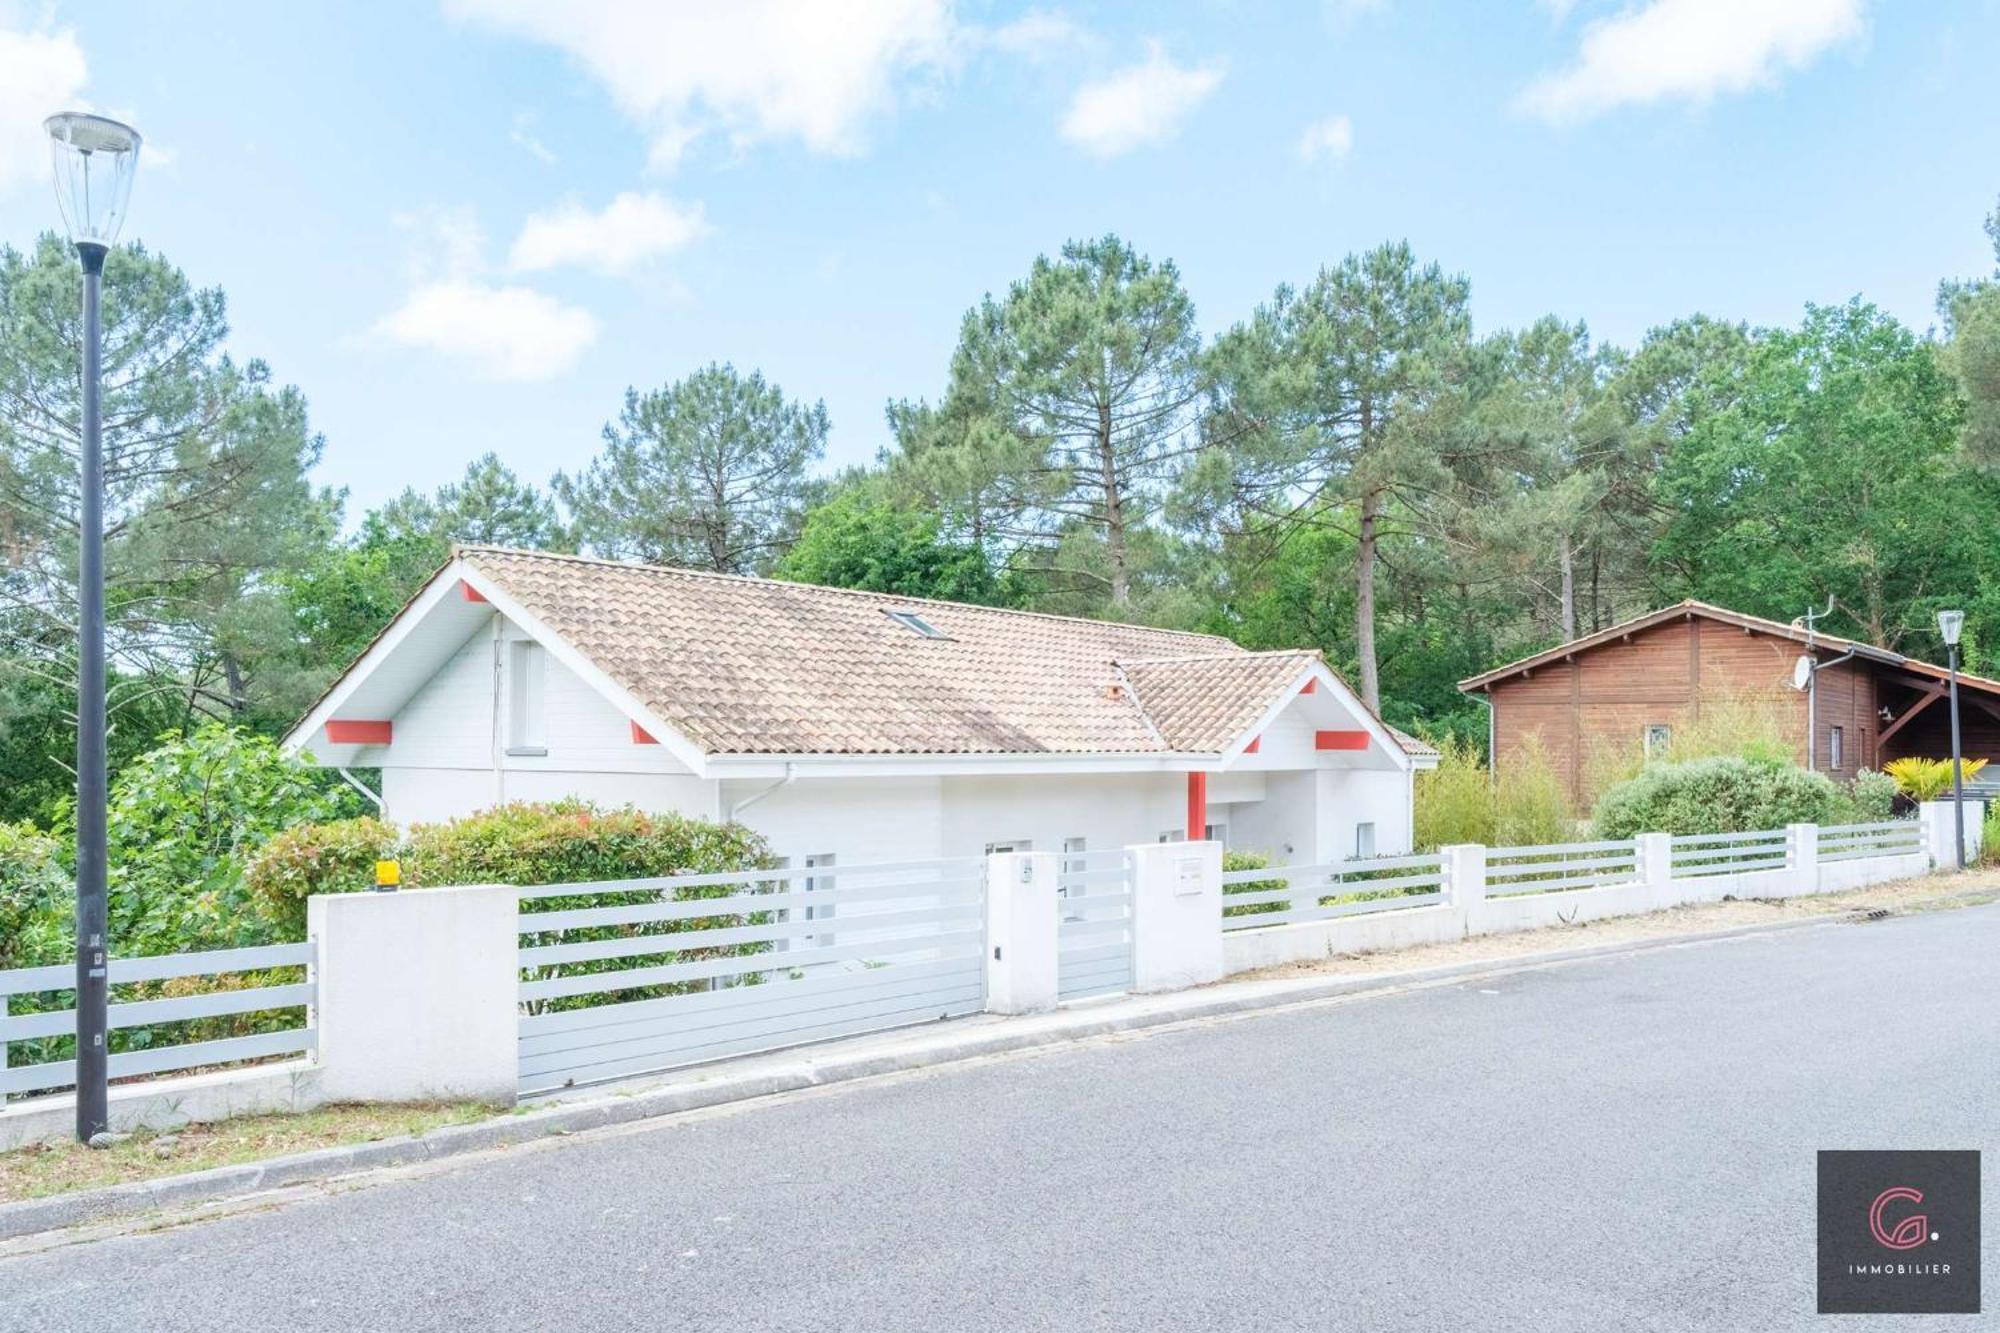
1919;800;1983;870
1441;843;1487;936
308;884;519;1106
1786;823;1820;896
1635;832;1674;909
984;852;1058;1015
1127;840;1223;993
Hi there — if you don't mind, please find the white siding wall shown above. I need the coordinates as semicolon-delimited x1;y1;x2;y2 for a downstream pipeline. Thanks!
1229;769;1316;860
937;773;1184;858
722;776;946;867
1313;768;1414;861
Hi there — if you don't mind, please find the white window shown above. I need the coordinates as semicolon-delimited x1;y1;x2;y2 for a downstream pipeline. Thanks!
1643;723;1672;759
507;640;546;754
984;839;1032;855
884;609;949;639
1354;822;1377;859
1829;726;1844;771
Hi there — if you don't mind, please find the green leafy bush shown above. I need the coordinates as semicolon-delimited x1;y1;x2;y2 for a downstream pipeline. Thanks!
244;816;401;934
1840;770;1899;824
1414;737;1495;849
0;821;70;970
105;724;364;956
1495;735;1576;846
1593;757;1847;838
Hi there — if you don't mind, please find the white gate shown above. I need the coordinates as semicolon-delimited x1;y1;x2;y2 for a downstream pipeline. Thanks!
516;858;987;1096
1055;848;1134;1001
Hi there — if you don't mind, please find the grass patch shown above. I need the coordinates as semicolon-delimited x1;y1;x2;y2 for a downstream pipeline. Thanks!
0;1101;491;1203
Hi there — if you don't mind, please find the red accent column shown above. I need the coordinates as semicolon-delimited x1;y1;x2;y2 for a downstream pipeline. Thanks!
1186;771;1208;841
1314;729;1369;751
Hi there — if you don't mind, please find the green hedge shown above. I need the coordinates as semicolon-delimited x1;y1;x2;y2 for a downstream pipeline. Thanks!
1593;757;1850;838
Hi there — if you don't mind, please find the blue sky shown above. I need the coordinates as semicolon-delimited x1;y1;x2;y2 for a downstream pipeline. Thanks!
4;1;1998;518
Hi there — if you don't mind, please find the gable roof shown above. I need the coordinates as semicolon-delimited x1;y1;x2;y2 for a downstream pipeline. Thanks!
311;547;1420;763
1458;598;2000;698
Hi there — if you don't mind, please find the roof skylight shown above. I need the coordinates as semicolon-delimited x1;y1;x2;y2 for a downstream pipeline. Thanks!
885;609;949;639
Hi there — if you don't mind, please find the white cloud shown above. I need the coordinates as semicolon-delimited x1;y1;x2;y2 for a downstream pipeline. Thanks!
1296;114;1353;163
1517;0;1866;124
0;22;88;192
508;192;710;275
1060;43;1223;158
509;111;556;164
373;281;598;383
445;0;955;167
975;10;1086;60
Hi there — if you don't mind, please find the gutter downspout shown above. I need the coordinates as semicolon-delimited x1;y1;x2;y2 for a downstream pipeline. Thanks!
727;763;796;822
1474;691;1496;787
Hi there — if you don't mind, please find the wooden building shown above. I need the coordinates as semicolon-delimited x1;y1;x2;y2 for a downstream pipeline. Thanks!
1459;600;2000;808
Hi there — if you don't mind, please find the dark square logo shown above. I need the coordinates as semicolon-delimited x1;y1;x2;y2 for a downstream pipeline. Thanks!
1818;1150;1980;1314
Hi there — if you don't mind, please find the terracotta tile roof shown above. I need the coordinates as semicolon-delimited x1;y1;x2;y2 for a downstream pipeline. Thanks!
456;547;1429;760
1118;651;1319;753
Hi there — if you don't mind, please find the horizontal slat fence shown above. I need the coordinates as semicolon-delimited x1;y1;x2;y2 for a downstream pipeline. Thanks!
516;857;987;1094
0;942;316;1100
1669;828;1790;878
1818;820;1923;863
1485;839;1638;897
1220;853;1444;931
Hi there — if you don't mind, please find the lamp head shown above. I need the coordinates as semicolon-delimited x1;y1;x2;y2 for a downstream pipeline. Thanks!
45;113;141;250
1938;609;1965;648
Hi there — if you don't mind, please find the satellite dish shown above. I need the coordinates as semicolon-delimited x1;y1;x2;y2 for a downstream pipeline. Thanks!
1791;655;1814;691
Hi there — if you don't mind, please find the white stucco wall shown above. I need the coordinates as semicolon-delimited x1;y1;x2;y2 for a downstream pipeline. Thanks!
937;772;1185;859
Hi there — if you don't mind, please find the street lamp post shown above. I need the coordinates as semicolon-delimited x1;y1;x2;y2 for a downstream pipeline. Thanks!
1938;609;1966;872
45;112;141;1143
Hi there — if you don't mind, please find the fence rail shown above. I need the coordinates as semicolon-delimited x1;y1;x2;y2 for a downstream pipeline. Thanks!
1220;853;1445;931
1818;819;1923;863
1485;838;1639;897
0;941;316;1099
1669;827;1790;877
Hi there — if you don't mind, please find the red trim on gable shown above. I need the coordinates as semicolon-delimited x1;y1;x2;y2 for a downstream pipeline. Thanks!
1186;771;1208;841
459;581;488;603
630;721;659;745
1244;736;1260;754
1314;729;1369;752
326;719;392;745
1299;679;1316;695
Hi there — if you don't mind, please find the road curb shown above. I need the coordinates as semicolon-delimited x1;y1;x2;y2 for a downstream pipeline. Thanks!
0;898;1969;1243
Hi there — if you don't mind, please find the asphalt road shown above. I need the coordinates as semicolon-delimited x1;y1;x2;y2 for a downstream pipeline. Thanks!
3;904;1995;1332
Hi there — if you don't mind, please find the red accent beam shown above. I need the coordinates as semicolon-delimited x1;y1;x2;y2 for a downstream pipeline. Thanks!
326;719;392;745
1243;736;1261;754
460;581;488;603
630;721;659;745
1314;729;1369;751
1186;771;1208;841
1299;679;1316;694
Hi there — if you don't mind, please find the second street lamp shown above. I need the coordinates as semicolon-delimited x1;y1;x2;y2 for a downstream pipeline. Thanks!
45;111;141;1144
1937;608;1966;871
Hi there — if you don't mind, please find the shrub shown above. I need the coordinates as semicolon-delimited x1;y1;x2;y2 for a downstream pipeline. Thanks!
1592;757;1847;838
0;821;70;970
404;801;773;887
1494;735;1575;846
1414;737;1495;850
106;724;366;955
1883;756;1989;802
244;816;401;935
1840;770;1899;824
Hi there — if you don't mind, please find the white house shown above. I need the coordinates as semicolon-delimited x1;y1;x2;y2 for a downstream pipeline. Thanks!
284;547;1434;869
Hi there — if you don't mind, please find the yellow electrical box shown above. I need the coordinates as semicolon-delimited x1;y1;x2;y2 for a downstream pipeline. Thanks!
374;858;402;889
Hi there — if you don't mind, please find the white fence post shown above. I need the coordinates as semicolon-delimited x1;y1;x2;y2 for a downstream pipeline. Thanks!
308;884;520;1105
984;852;1058;1014
1786;823;1820;896
1127;840;1223;992
1441;843;1487;937
1635;832;1674;909
1918;800;1983;869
